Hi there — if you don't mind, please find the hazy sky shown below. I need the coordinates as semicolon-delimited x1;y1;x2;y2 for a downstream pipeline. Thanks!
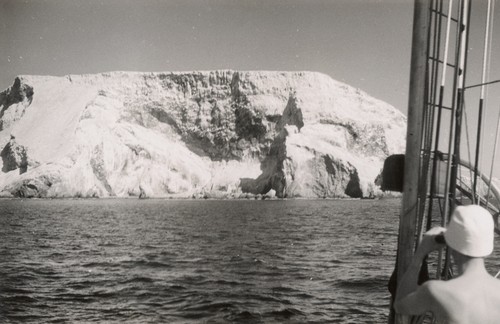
1;0;416;112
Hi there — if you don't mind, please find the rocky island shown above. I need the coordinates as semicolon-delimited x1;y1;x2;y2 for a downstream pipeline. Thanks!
0;71;406;198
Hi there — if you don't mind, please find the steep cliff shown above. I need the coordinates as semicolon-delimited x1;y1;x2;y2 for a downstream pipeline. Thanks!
0;71;406;198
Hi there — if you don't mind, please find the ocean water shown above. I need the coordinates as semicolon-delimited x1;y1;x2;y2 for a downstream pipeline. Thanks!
1;198;498;323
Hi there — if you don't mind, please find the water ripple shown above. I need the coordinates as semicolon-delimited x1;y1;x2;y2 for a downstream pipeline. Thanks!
0;198;432;323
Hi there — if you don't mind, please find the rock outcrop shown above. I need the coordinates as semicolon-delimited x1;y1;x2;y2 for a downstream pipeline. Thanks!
0;71;406;198
1;136;28;174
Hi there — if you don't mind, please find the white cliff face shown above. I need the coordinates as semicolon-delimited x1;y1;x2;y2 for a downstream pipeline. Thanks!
0;71;406;198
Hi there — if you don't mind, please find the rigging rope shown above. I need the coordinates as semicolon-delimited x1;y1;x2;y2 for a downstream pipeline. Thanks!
480;0;494;100
442;0;469;228
440;0;454;87
457;0;469;90
486;106;500;207
462;104;476;203
437;0;461;280
476;0;496;204
483;0;497;205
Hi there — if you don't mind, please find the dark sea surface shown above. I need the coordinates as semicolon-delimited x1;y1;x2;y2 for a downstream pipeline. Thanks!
1;198;499;324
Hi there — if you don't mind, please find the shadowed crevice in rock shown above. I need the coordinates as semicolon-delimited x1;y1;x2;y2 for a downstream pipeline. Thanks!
345;168;363;198
323;155;337;177
148;106;181;132
90;145;115;196
234;106;267;141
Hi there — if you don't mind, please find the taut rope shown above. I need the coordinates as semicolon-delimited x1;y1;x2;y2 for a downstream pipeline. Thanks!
476;0;496;203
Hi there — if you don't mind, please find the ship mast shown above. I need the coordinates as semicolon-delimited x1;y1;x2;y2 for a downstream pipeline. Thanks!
392;1;430;323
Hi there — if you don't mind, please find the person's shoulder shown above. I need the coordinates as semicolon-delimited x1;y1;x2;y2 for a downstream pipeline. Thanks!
485;276;500;298
394;280;444;315
423;279;465;318
420;279;446;292
422;279;446;289
420;279;454;302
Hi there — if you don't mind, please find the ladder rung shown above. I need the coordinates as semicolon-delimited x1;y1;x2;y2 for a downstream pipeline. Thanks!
427;194;446;199
428;56;456;68
430;9;459;23
464;79;500;90
427;103;453;110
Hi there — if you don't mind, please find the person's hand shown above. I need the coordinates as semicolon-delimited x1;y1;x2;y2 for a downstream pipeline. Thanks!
416;226;446;256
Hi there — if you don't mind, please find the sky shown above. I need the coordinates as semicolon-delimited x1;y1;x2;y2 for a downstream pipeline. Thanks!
0;0;415;113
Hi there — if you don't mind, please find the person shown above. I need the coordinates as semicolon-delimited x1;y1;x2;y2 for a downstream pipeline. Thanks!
394;204;500;323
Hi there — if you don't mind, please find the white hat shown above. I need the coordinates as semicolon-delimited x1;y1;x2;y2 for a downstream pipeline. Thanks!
444;205;494;257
